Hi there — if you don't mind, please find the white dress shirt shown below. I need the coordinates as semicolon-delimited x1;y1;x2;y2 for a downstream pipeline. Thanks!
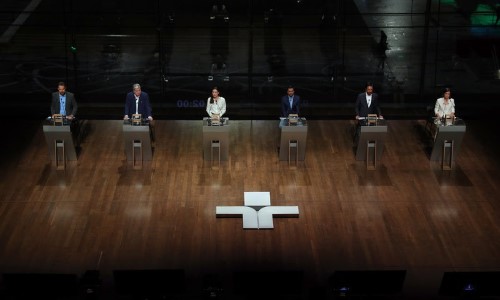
434;97;455;117
206;96;226;117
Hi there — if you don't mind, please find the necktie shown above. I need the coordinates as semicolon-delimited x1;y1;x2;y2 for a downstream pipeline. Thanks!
289;97;293;109
367;97;371;107
135;98;139;114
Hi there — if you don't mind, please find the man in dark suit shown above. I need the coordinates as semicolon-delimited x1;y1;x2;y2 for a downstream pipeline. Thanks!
51;81;82;146
355;82;383;119
124;83;153;120
281;86;301;117
354;82;383;145
51;82;77;120
124;83;155;144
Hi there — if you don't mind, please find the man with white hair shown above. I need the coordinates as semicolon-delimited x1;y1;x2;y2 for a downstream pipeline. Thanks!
124;83;155;144
124;83;153;120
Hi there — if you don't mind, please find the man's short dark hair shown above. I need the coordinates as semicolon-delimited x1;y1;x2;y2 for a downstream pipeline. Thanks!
365;82;373;88
58;81;66;87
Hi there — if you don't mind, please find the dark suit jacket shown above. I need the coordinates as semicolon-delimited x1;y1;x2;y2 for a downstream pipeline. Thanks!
281;94;300;117
124;91;152;118
355;92;381;117
51;91;77;116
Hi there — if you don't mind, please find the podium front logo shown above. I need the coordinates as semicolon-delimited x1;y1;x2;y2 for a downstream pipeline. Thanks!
216;192;299;229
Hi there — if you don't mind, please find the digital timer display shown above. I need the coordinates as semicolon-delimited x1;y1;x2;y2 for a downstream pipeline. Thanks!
176;99;206;108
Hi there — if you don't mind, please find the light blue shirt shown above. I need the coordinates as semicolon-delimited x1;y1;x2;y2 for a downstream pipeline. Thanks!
59;94;66;115
289;97;293;109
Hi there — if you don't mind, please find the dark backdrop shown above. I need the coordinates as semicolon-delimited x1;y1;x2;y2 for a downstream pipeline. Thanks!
1;0;499;119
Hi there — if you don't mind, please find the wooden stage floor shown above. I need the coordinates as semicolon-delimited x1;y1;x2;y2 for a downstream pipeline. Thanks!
1;120;500;299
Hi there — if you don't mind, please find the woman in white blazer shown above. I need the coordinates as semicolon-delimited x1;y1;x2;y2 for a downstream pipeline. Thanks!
434;88;455;118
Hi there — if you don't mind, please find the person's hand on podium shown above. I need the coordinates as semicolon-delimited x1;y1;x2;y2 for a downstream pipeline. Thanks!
123;115;129;120
355;115;360;120
66;115;74;120
378;115;384;119
147;116;153;121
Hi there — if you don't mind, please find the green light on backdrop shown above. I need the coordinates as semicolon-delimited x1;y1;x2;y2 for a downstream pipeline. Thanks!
470;4;497;25
438;0;457;8
437;0;498;26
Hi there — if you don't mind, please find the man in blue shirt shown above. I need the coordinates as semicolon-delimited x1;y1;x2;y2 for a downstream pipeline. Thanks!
281;86;300;117
51;82;77;119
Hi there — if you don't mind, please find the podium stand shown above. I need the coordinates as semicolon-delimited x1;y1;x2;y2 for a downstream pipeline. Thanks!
43;123;78;168
123;121;152;164
203;118;229;161
355;119;387;169
430;118;466;170
279;118;308;161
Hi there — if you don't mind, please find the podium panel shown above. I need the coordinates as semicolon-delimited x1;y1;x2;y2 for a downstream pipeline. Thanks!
123;123;152;161
355;120;387;161
430;118;466;162
203;118;229;161
279;119;307;161
43;125;77;161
